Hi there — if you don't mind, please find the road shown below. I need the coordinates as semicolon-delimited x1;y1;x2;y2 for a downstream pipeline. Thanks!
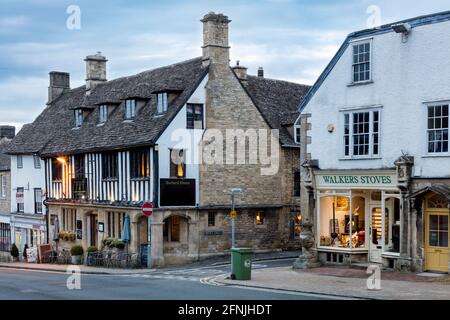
0;258;337;300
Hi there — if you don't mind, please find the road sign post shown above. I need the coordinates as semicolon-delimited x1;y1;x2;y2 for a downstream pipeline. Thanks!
229;188;242;279
142;202;153;269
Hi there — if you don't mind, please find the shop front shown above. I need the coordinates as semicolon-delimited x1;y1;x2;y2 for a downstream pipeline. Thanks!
10;214;46;260
315;170;402;267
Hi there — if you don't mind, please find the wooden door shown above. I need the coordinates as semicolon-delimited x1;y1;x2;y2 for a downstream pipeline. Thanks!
425;211;449;272
90;215;98;247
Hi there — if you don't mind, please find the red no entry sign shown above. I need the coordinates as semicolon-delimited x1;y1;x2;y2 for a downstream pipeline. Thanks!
142;202;153;216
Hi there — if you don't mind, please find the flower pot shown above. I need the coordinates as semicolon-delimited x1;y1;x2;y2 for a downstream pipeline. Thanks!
71;255;82;265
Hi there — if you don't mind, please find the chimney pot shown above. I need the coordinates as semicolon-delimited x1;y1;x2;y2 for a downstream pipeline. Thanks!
48;71;70;104
232;62;248;81
85;52;107;92
0;125;15;140
258;67;264;78
201;12;231;67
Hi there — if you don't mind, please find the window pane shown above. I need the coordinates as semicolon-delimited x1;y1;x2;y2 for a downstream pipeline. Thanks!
429;231;439;246
440;216;448;231
430;215;439;230
439;232;448;247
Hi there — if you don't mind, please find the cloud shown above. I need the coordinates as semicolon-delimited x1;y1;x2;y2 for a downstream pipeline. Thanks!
0;15;28;28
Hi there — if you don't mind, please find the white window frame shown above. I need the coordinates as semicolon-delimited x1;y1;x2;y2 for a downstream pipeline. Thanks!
341;107;381;159
17;155;23;169
425;102;449;155
33;155;41;169
125;100;136;120
351;39;372;84
99;104;109;123
1;175;6;198
74;109;83;127
157;93;168;114
294;124;301;144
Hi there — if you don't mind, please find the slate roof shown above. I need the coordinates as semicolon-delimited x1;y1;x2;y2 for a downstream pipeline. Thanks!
0;140;11;171
7;56;308;156
242;75;310;146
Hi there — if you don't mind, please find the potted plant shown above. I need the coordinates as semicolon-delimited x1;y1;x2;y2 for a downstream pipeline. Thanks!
70;245;84;265
10;244;19;262
111;239;125;251
85;246;98;265
23;244;28;262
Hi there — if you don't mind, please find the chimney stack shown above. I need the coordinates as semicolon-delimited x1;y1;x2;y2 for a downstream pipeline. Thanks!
85;52;107;93
48;71;70;104
201;12;231;67
257;67;264;78
0;126;15;140
232;61;248;81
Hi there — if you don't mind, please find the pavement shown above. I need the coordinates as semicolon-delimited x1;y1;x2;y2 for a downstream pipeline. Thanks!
0;250;299;275
215;265;450;300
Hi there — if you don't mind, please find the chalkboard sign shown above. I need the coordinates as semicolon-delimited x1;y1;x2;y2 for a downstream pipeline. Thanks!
27;247;38;263
160;178;196;206
76;229;82;240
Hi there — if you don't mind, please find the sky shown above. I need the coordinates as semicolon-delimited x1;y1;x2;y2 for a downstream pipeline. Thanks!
1;0;449;131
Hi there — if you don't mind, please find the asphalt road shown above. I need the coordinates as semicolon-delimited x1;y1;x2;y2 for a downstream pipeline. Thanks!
0;258;336;300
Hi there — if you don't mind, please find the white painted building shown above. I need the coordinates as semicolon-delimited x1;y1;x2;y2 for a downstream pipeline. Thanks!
298;11;450;272
9;154;46;257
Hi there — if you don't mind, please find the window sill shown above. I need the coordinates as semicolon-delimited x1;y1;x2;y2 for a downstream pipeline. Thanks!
97;123;105;127
347;80;373;87
102;178;119;182
339;156;382;161
123;119;134;123
422;154;450;158
317;246;368;253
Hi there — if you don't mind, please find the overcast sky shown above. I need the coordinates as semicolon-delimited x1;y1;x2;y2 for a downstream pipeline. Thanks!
1;0;449;130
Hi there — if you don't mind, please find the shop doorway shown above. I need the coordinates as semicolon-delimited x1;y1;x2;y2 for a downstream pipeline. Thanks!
425;193;449;272
87;214;98;247
369;206;383;263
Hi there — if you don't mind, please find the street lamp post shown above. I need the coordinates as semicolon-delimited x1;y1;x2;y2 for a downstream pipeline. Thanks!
230;188;242;278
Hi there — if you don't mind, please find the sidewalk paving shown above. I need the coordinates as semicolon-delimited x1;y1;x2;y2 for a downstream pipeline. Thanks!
216;266;450;300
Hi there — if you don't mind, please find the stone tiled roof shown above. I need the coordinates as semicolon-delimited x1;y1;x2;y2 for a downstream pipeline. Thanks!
7;56;309;156
0;140;11;171
6;57;208;156
242;75;310;146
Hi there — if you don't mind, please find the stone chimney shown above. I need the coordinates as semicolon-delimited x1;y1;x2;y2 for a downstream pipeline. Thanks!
85;52;107;92
257;67;264;78
201;12;231;67
232;61;247;81
48;71;70;104
0;126;15;140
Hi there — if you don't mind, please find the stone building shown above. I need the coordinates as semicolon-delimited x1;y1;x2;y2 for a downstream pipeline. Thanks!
296;11;450;272
6;12;309;266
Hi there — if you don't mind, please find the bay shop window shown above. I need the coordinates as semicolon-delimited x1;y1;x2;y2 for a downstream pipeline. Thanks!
317;190;401;258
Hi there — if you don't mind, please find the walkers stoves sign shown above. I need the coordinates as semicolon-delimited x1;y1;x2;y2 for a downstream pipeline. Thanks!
316;171;397;189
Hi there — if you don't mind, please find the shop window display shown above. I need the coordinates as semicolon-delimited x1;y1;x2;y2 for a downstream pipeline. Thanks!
319;196;366;248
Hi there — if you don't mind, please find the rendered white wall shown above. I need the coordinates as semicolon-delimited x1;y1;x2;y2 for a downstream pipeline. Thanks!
303;20;450;178
156;75;208;205
10;155;45;214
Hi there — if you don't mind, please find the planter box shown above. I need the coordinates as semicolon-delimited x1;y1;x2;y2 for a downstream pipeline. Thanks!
71;255;83;265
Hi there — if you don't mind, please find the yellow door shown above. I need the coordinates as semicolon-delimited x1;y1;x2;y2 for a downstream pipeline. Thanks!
425;211;449;272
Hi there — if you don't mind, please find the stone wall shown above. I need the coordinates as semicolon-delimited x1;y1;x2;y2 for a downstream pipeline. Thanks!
0;171;10;214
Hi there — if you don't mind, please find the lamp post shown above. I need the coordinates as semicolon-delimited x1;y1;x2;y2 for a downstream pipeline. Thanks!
230;188;242;248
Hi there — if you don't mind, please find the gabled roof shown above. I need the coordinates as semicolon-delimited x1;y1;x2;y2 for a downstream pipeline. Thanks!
241;75;310;146
298;10;450;113
7;57;208;156
0;140;11;171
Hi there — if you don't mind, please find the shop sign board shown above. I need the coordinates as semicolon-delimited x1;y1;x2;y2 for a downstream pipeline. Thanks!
316;171;397;189
27;247;38;263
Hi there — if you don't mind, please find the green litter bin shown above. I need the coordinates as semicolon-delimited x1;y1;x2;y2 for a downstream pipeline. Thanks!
231;248;253;280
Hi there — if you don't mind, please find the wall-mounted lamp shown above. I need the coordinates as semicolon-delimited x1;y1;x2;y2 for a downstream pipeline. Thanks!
392;22;411;42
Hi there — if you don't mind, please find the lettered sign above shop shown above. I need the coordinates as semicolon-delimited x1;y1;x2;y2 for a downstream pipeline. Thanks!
316;171;397;189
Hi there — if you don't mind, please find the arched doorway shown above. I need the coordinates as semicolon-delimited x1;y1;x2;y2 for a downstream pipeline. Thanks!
424;192;449;272
162;215;189;265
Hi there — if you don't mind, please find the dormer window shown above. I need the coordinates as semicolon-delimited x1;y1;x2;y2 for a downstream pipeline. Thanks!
99;104;109;123
294;124;301;144
74;109;84;127
125;99;136;120
157;92;168;113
